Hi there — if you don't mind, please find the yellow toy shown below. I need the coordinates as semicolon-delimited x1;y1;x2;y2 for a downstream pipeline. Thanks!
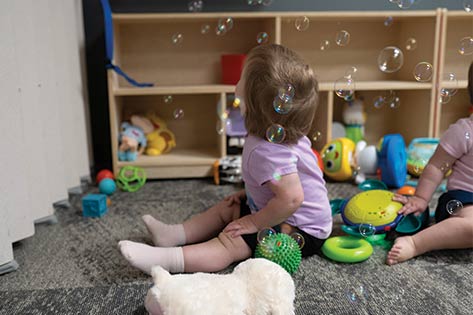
131;114;176;156
321;137;355;181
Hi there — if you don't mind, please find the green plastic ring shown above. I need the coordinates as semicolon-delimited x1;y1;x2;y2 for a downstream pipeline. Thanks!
322;236;373;263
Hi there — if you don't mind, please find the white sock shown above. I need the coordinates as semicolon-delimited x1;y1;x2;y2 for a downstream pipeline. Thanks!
118;240;185;274
142;215;186;247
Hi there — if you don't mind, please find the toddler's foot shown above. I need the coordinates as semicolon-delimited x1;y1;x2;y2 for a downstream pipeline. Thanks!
386;236;417;265
118;240;184;274
142;215;186;247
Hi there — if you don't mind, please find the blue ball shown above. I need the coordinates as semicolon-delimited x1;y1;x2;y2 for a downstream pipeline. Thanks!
99;178;116;195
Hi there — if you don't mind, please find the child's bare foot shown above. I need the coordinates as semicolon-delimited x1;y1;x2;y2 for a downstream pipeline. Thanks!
142;215;186;247
386;236;417;265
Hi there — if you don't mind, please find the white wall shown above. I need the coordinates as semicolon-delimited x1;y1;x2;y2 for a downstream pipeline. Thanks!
0;0;91;266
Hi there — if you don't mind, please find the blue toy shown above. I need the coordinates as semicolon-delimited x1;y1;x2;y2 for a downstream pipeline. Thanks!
82;194;108;217
377;134;407;188
118;122;147;161
99;178;116;195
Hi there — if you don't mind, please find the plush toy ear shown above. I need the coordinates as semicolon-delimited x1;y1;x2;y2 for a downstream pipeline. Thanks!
151;265;171;286
131;115;154;134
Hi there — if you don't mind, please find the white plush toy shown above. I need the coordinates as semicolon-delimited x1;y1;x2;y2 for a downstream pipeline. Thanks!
144;258;295;315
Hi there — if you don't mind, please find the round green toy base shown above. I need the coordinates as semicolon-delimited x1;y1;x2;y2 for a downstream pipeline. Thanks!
322;236;373;263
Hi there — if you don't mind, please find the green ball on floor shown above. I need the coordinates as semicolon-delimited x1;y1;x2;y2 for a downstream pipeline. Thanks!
255;233;302;274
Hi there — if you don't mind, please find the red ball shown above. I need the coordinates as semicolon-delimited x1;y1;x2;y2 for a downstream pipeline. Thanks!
96;169;114;184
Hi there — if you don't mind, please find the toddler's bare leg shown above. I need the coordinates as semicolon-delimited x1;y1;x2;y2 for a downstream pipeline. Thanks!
183;232;252;273
143;198;240;247
387;205;473;265
183;199;241;244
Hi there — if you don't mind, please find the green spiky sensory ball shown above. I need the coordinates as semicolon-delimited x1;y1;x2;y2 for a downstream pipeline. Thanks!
116;166;147;192
255;233;302;274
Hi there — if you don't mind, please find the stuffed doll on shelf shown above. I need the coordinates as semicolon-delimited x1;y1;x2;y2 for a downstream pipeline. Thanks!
118;122;147;162
131;114;176;156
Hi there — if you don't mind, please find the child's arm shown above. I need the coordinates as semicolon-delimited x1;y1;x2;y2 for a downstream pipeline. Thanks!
395;146;457;216
223;173;303;238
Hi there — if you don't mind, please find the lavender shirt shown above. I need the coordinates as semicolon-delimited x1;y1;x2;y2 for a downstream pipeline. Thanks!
440;117;473;192
242;135;332;239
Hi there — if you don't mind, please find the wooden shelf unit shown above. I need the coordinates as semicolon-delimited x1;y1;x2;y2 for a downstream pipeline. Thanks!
435;10;473;136
107;9;469;179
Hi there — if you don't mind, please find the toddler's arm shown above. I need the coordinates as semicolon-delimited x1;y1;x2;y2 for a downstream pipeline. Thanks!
396;145;456;216
223;173;303;237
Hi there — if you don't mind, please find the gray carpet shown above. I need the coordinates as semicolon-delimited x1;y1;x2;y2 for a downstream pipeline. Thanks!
1;179;472;315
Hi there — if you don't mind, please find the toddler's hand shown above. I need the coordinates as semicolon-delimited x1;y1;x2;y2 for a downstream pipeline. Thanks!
224;191;245;207
223;215;258;238
393;193;428;216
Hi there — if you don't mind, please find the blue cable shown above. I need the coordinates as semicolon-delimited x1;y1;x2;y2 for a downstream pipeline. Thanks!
100;0;153;87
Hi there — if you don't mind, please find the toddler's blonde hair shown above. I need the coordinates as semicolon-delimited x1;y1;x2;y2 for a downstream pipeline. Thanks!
242;44;319;144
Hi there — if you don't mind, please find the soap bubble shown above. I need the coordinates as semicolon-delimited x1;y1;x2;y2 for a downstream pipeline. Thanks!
312;130;322;142
256;32;269;45
388;94;401;109
406;38;417;51
440;161;451;173
171;33;183;45
262;0;273;5
463;0;473;12
188;0;203;12
247;0;259;5
466;132;471;140
266;124;286;143
216;119;225;135
358;223;376;237
439;93;451;104
200;24;210;34
446;200;463;215
373;90;396;109
257;228;276;243
272;171;282;182
347;285;368;304
345;66;358;79
295;16;310;31
273;96;293;114
320;39;330;51
378;46;404;73
173;108;185;119
397;0;415;9
373;95;386;109
334;76;355;100
384;16;394;27
459;37;473;55
291;232;305;249
335;30;351;46
163;95;173;104
278;83;295;103
413;62;433;82
216;17;234;36
440;73;458;98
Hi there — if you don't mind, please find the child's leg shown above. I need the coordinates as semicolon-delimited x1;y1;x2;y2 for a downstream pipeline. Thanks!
183;232;252;273
387;205;473;265
143;198;240;247
119;232;251;274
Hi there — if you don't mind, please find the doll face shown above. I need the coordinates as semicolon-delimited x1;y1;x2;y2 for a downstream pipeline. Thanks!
322;141;343;173
235;73;246;116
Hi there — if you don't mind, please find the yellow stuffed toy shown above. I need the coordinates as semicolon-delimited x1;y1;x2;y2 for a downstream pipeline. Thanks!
131;114;176;156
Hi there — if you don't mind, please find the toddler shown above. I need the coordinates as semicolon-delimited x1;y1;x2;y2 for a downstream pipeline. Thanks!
119;44;332;274
387;62;473;265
